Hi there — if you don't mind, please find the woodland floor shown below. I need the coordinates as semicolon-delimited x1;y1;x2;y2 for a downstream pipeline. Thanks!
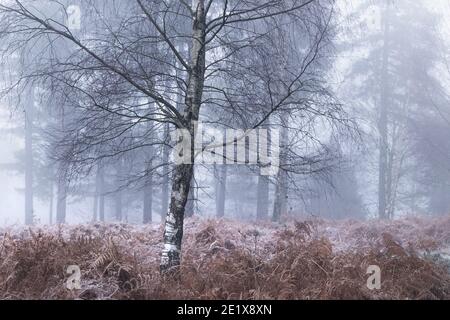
0;215;449;300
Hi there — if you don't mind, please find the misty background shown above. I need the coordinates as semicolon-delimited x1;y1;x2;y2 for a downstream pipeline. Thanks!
0;0;450;226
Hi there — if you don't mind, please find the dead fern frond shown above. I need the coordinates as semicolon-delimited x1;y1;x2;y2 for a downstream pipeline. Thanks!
91;237;120;272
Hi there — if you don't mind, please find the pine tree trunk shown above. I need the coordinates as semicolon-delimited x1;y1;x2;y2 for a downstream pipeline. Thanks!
272;171;287;222
115;160;123;222
56;101;68;224
257;122;271;220
48;182;53;225
143;162;153;224
215;165;227;218
24;85;34;226
256;172;269;220
114;191;123;222
273;114;289;222
98;165;105;222
185;175;195;218
56;174;67;224
93;191;98;222
92;164;102;222
378;1;391;219
115;192;123;222
161;123;170;222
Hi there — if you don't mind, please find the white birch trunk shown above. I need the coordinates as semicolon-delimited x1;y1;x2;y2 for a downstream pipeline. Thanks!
160;0;206;274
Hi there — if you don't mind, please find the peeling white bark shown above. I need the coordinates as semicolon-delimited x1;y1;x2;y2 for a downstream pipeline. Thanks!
160;0;206;274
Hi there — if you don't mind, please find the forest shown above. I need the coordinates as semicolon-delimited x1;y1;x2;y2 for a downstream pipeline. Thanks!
0;0;449;300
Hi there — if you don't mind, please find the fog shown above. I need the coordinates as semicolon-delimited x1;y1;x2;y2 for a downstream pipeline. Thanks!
0;0;450;225
1;0;450;301
1;0;450;225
